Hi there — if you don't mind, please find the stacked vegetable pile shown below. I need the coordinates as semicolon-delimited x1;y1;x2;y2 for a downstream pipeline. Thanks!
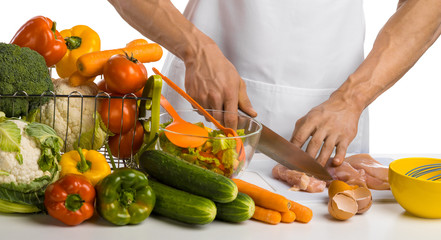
1;14;316;228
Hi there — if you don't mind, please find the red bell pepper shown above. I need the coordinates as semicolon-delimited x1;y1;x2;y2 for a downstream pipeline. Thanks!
11;16;67;67
44;174;95;226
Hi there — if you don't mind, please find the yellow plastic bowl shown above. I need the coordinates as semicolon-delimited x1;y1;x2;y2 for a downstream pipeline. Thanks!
389;157;441;218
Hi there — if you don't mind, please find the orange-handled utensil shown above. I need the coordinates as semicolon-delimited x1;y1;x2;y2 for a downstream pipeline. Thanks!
153;68;245;161
160;95;208;148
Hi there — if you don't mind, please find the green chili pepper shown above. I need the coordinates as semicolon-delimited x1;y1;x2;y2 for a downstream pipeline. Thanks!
95;168;155;225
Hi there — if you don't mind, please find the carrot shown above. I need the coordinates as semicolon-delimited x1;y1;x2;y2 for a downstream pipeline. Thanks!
126;38;149;47
232;178;290;213
68;71;95;87
252;206;281;225
289;200;313;223
77;43;163;77
280;210;296;223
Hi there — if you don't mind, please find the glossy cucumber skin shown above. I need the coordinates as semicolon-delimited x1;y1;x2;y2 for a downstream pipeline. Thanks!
149;179;216;225
140;150;238;203
215;192;255;223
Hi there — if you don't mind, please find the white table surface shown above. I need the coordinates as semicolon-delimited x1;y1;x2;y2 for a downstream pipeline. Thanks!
1;153;441;240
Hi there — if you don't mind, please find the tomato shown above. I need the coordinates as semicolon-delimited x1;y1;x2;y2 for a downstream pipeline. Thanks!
99;78;144;97
108;121;144;159
98;97;137;134
103;54;147;94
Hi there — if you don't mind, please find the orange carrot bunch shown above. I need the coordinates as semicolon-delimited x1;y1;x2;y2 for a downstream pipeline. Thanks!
232;178;313;225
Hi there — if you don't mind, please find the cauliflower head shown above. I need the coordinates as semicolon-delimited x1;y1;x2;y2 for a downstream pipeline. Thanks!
0;117;62;210
0;120;48;184
38;78;107;152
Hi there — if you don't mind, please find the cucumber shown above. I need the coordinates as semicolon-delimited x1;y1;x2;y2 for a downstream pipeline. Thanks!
215;192;255;223
149;179;216;225
140;150;238;203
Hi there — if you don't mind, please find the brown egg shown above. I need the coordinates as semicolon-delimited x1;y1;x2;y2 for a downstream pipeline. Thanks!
328;190;358;221
354;187;373;214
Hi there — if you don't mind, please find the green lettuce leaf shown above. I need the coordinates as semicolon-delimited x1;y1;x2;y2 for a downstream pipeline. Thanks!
0;120;22;164
159;132;183;156
210;133;236;154
25;122;63;172
74;112;112;150
15;153;23;165
0;111;5;122
221;148;238;170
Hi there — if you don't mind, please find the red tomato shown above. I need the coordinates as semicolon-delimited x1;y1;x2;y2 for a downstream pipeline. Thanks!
108;121;144;159
99;78;144;97
103;54;147;94
98;97;137;134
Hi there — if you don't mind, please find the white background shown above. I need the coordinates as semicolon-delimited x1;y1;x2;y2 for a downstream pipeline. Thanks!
0;0;439;155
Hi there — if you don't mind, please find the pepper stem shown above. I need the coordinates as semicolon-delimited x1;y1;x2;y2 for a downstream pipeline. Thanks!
64;36;82;50
104;142;117;170
119;189;136;208
76;148;91;173
51;21;58;40
65;194;85;212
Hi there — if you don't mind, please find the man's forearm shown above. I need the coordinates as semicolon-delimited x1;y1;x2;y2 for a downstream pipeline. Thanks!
330;0;441;111
108;0;214;61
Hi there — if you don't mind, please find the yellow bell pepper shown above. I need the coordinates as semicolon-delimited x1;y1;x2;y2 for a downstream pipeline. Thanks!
55;25;100;78
60;148;111;186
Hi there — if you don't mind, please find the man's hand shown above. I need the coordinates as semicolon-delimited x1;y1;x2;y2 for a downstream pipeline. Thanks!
107;0;257;127
183;43;257;128
290;96;362;167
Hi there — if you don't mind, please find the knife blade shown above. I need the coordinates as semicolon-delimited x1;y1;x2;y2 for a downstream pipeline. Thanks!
256;124;333;180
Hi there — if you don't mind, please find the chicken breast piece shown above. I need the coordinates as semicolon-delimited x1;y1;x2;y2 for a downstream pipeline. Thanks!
344;154;389;190
272;164;326;193
272;154;389;192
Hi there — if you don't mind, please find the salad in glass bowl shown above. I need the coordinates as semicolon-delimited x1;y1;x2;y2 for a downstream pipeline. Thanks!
157;109;262;178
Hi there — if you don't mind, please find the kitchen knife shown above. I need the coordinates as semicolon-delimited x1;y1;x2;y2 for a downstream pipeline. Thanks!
257;124;333;180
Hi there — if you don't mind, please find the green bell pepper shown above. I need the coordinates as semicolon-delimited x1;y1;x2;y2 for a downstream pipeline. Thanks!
95;168;156;225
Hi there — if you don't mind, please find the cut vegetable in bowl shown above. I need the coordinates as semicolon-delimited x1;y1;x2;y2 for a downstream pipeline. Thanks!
159;122;244;177
157;109;261;178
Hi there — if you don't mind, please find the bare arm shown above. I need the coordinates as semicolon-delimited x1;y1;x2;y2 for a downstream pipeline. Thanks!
108;0;257;125
337;0;441;111
291;0;441;166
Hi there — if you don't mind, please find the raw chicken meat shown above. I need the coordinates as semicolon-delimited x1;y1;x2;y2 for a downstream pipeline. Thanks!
272;164;326;193
272;153;390;192
329;154;390;190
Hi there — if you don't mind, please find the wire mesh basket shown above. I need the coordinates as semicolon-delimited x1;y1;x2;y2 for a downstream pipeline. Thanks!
0;83;160;169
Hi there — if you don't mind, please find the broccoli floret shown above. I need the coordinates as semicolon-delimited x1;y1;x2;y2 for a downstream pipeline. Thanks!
0;43;54;117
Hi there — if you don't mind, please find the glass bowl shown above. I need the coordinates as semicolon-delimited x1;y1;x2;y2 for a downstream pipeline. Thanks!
157;109;262;178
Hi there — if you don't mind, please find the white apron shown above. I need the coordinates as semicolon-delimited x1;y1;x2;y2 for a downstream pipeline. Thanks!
162;0;369;154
